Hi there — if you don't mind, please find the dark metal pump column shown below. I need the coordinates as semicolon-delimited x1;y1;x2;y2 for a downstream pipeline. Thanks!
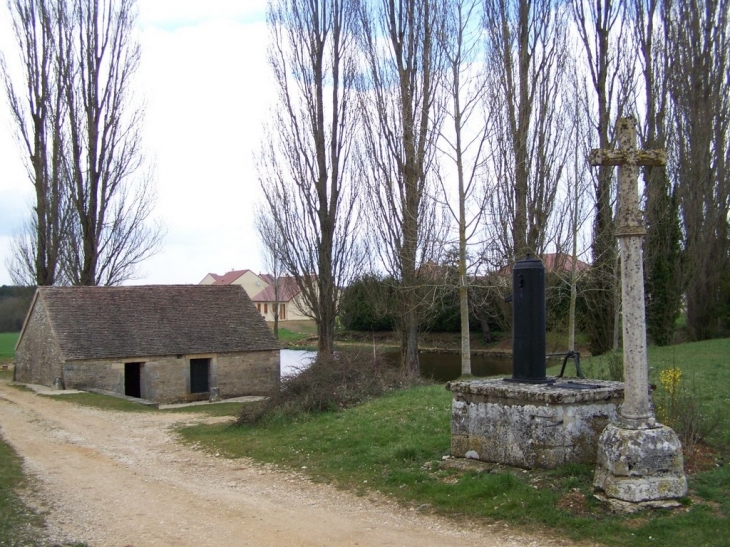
506;255;553;384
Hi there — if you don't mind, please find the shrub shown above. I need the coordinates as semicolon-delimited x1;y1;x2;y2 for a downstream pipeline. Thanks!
238;349;427;424
338;275;396;331
654;366;720;450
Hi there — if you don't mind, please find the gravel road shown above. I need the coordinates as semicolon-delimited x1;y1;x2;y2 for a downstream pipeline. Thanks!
0;380;579;547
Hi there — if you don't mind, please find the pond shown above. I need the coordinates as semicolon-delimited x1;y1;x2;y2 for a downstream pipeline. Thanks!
280;349;512;383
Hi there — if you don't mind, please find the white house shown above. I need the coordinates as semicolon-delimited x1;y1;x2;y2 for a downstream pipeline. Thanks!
199;269;310;322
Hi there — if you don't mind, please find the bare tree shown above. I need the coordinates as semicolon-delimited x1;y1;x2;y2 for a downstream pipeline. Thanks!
61;0;162;286
255;211;288;339
436;0;489;375
6;221;42;286
571;0;634;355
633;0;683;346
258;0;361;354
482;0;571;264
666;0;730;340
2;0;70;286
357;0;447;374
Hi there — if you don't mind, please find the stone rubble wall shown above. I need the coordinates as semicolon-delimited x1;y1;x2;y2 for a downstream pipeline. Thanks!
14;297;64;386
62;350;280;404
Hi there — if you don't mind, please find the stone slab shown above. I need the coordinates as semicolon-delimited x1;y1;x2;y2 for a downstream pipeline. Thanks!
447;378;624;404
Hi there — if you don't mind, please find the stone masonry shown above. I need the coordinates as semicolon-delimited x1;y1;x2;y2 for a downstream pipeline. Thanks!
447;378;624;469
61;350;280;404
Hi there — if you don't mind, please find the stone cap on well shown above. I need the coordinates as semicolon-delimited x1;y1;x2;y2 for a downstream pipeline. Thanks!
446;378;624;404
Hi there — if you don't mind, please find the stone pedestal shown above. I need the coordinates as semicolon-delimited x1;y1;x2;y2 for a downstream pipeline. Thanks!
447;378;624;469
594;422;687;503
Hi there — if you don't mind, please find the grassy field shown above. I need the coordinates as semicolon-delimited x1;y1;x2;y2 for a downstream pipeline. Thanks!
0;331;18;364
178;338;730;547
577;338;730;447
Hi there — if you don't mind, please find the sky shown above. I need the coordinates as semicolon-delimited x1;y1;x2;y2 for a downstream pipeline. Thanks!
0;0;275;286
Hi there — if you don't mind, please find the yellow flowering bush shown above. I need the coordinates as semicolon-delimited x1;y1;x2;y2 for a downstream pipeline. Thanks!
659;367;682;397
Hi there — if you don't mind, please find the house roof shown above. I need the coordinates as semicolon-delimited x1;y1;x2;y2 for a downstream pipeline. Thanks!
22;285;279;361
541;253;590;273
210;269;252;285
250;277;301;302
496;253;590;275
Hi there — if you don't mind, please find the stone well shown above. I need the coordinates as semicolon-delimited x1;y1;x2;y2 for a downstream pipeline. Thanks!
447;378;624;469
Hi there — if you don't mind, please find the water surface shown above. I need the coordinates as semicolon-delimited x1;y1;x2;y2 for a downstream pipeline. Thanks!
281;349;511;383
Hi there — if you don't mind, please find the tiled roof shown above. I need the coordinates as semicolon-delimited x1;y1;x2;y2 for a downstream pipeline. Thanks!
211;269;250;285
541;253;590;273
258;273;275;285
32;285;279;360
497;253;590;275
250;277;301;302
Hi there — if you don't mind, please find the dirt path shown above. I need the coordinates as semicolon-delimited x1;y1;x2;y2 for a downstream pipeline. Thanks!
0;382;577;547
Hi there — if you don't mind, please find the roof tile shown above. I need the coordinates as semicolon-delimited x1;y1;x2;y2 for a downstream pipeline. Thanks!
35;285;279;360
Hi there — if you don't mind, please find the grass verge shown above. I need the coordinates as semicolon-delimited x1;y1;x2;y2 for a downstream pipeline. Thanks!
178;339;730;547
0;434;45;546
41;392;244;417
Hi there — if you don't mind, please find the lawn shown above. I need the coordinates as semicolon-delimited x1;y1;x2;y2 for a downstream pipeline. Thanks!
577;338;730;447
0;332;19;364
179;338;730;547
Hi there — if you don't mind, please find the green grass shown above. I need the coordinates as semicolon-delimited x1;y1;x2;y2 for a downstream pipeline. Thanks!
44;391;244;417
277;328;312;343
0;434;45;545
276;326;320;350
0;332;19;363
177;339;730;547
577;338;730;447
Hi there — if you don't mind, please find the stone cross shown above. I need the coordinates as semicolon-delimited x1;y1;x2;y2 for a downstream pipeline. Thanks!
589;117;666;429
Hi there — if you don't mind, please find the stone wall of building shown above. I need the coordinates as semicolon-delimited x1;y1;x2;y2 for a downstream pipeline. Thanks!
139;356;191;403
63;358;127;394
216;350;280;398
14;297;64;386
62;350;280;404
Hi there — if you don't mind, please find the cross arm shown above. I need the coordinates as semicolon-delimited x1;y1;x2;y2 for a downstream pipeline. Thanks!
589;149;667;167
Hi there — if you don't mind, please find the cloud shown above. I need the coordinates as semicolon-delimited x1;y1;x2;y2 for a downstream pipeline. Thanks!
137;0;267;30
0;3;275;286
132;16;274;284
0;190;31;237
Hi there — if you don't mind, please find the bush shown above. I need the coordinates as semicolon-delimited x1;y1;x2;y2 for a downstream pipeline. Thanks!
238;349;427;424
339;275;396;331
654;366;720;450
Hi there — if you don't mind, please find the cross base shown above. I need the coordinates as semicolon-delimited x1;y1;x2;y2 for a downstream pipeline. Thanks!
594;422;687;505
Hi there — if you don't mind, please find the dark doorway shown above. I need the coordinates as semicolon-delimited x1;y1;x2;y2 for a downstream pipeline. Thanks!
124;362;142;398
190;358;210;393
